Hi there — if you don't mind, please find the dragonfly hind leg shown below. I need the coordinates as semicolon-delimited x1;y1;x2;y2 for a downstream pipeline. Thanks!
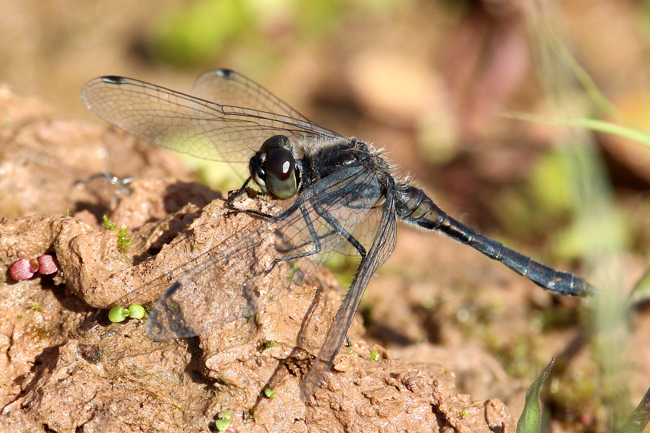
267;202;368;275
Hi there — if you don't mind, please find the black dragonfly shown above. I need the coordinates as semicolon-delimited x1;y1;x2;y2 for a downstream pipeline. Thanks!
81;68;594;399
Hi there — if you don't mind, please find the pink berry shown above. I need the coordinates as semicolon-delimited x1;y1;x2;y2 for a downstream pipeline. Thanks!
10;259;36;281
37;254;58;275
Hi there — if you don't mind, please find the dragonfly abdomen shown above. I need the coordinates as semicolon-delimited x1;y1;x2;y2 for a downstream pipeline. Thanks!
395;184;593;297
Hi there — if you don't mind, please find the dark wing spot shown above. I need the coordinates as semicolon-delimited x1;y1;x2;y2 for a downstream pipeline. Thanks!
101;76;127;85
216;68;235;79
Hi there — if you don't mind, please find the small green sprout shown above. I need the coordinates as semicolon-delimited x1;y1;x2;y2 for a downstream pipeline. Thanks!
461;410;469;418
18;314;23;319
215;410;232;431
65;209;71;217
108;304;146;323
108;306;129;323
263;388;277;398
127;304;146;320
368;348;380;361
30;303;43;312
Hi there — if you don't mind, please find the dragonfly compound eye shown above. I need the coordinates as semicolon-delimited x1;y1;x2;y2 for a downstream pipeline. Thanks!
265;147;297;199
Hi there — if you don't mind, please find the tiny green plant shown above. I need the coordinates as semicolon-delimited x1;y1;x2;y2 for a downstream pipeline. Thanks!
263;388;277;398
102;214;118;230
108;306;129;323
368;348;380;361
102;215;131;254
108;304;146;323
214;410;231;431
128;304;146;320
116;225;131;254
257;338;276;352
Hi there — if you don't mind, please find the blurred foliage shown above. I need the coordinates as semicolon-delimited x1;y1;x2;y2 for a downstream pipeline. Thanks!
529;151;572;217
147;0;253;67
145;0;408;68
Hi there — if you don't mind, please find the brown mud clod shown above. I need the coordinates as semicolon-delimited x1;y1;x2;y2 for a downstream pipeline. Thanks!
0;88;516;431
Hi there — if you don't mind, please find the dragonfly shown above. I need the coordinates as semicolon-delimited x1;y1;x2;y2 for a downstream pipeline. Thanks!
81;68;594;399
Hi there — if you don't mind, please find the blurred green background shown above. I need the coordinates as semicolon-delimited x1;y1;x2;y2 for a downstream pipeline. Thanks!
2;0;650;430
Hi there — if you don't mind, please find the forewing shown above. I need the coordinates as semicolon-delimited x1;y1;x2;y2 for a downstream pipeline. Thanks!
80;74;342;165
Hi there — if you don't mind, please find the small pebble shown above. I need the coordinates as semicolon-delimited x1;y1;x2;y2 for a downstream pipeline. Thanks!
37;254;58;275
10;259;35;281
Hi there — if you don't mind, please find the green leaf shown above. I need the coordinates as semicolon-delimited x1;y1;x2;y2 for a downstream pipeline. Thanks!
517;357;555;433
503;112;650;149
618;388;650;433
628;269;650;307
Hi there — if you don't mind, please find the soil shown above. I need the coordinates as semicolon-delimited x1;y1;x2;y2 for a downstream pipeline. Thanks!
3;1;650;431
0;84;520;432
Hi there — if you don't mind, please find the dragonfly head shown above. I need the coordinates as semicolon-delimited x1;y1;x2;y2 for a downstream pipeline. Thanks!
250;135;300;199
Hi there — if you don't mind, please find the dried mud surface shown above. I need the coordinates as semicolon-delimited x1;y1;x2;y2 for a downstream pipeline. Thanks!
0;89;520;432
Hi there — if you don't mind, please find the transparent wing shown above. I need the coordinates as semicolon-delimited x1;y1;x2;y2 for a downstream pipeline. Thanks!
80;72;343;164
137;163;388;341
192;69;322;127
301;193;398;399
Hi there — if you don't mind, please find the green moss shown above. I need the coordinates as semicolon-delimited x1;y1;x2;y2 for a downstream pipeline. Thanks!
102;214;117;231
116;226;131;254
257;338;276;352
